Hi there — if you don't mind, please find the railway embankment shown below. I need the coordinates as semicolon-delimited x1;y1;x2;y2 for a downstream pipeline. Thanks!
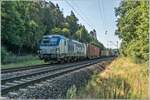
68;57;148;99
4;59;112;99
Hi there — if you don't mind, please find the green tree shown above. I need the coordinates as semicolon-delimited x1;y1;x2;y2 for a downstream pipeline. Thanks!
1;1;24;54
1;0;105;63
115;0;149;62
62;28;70;37
75;25;89;43
66;11;79;38
51;27;62;34
2;1;45;54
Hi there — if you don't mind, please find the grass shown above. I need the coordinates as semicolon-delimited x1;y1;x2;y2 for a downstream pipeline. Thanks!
66;57;149;99
66;85;77;99
1;55;46;69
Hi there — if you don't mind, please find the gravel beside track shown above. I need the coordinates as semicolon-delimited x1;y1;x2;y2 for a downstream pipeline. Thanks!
1;61;90;80
1;57;114;99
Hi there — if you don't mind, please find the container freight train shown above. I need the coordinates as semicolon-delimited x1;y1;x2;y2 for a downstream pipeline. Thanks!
38;35;114;62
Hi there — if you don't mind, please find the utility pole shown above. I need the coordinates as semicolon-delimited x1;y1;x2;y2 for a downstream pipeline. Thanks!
105;30;108;49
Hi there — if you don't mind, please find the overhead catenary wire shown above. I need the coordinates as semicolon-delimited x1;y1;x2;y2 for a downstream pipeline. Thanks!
97;0;109;48
71;0;96;29
101;0;107;31
97;0;105;31
101;0;108;35
65;0;94;30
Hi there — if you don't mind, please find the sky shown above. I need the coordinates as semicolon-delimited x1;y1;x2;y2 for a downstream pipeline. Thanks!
49;0;121;49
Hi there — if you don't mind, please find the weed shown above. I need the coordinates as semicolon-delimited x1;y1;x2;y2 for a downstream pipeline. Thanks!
66;85;77;99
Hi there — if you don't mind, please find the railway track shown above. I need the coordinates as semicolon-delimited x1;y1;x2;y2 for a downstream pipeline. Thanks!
2;56;111;74
2;64;53;74
1;57;114;96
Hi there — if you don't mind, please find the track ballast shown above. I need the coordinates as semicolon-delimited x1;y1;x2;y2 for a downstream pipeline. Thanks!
1;57;114;96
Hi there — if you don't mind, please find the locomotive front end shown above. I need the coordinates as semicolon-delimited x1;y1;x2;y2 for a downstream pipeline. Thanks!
38;35;61;61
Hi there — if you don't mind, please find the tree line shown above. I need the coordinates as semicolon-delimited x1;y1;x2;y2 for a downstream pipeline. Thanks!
115;0;149;62
1;1;104;60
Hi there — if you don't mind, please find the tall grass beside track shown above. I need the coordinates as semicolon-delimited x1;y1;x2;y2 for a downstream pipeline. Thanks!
67;57;149;99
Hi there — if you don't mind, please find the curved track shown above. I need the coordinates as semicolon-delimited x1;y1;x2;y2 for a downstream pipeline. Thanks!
1;57;114;96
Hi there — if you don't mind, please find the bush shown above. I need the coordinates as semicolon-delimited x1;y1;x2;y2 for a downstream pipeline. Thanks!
1;46;12;64
1;47;38;64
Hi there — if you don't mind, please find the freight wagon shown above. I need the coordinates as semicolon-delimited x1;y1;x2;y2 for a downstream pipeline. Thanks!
86;44;100;59
101;50;109;57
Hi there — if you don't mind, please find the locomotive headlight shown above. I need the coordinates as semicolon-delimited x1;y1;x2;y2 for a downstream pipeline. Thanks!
56;48;60;53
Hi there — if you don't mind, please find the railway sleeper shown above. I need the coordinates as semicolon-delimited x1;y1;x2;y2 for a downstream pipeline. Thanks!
5;82;18;86
46;79;52;82
35;83;43;87
19;88;28;93
20;79;32;82
26;77;34;80
8;92;18;98
1;85;9;89
41;81;49;84
27;86;36;90
13;80;25;84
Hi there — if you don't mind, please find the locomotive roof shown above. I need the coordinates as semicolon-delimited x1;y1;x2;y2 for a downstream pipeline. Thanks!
71;39;83;44
43;34;65;38
43;34;84;45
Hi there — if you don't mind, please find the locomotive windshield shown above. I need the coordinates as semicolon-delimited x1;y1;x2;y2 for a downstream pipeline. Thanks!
41;36;61;46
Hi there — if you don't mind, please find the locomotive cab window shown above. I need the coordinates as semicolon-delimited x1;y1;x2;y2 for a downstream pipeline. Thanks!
41;37;61;46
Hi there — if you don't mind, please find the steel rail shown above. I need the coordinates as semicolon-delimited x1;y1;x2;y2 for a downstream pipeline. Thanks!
1;57;113;95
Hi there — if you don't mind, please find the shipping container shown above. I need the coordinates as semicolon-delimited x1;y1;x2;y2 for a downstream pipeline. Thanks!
101;49;110;57
86;44;100;59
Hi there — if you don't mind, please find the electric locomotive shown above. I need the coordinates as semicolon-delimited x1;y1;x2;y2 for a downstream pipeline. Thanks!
38;35;86;62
